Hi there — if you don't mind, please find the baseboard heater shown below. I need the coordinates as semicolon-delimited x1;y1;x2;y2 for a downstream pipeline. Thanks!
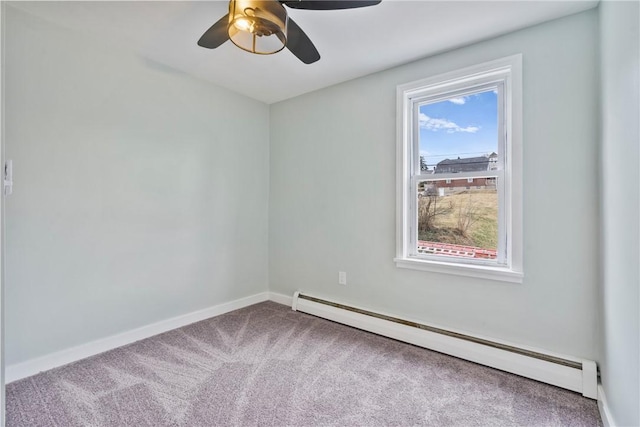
292;292;597;399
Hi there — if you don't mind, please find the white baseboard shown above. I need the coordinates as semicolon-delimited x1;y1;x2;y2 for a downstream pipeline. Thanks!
597;384;616;427
6;291;271;383
268;291;293;307
292;292;598;399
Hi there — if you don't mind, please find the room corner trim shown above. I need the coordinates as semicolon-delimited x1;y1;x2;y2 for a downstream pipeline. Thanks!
597;384;616;427
5;291;271;384
268;291;293;307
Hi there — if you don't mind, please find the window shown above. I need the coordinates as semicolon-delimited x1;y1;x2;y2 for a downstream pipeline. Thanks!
395;55;523;283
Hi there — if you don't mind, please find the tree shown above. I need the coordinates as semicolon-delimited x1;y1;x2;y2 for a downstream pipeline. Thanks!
418;194;452;232
420;156;427;171
455;195;479;237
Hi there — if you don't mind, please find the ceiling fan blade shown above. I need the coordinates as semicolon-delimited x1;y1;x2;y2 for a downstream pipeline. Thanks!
197;14;230;49
281;0;381;10
286;18;320;64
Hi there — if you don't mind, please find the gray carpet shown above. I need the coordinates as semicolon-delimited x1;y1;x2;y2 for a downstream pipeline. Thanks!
7;301;601;426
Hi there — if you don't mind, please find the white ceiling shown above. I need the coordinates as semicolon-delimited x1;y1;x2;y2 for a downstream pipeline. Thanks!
9;0;598;104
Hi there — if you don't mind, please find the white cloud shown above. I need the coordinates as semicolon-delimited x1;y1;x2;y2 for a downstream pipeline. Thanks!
419;113;480;134
448;97;466;105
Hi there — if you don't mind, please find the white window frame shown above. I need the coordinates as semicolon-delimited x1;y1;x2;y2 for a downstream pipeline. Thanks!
395;55;523;283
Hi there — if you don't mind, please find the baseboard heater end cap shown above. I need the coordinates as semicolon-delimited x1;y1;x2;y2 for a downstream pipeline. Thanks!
581;360;598;399
292;291;301;311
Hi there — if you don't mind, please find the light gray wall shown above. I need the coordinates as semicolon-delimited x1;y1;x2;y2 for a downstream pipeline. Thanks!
599;1;640;425
270;10;600;359
4;6;270;365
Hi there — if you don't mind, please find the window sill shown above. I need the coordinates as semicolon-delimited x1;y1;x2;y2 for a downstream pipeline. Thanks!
394;257;523;283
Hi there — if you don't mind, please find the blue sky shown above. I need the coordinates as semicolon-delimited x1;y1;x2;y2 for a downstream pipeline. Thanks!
419;90;497;170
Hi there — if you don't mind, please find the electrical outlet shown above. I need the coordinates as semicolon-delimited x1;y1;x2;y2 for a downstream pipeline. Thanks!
338;271;347;285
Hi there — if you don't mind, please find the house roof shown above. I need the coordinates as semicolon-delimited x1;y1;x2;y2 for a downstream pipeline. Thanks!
435;156;489;173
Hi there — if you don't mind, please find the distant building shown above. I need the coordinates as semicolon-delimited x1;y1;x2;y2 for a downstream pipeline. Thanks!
421;153;498;195
434;152;497;174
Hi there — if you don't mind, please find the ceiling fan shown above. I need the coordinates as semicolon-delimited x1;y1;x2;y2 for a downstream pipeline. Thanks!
197;0;381;64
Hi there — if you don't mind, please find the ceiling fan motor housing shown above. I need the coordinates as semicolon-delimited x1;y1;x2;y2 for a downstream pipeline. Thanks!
228;0;288;54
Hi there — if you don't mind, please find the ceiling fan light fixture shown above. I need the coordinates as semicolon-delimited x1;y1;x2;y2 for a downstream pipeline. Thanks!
228;0;288;55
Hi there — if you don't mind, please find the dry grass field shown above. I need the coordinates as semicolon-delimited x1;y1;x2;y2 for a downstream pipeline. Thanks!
418;189;498;249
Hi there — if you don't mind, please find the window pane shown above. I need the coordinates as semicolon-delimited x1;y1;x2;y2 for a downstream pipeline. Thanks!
418;89;498;174
417;179;498;260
